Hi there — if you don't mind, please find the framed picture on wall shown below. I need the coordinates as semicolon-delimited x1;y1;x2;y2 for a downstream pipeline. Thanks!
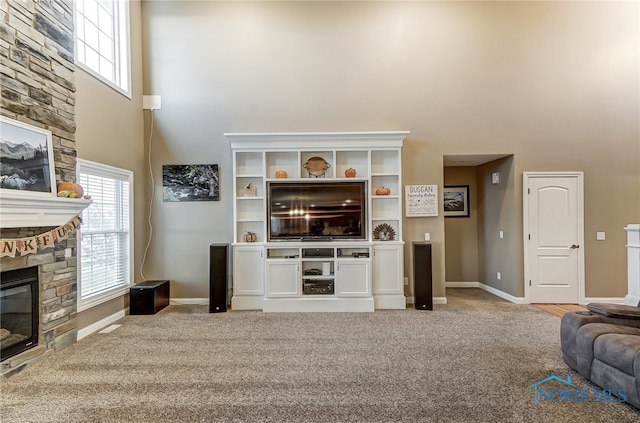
443;185;470;218
162;164;219;202
0;116;56;196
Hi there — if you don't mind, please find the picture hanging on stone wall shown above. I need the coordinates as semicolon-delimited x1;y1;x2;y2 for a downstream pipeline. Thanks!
162;164;219;202
0;116;57;196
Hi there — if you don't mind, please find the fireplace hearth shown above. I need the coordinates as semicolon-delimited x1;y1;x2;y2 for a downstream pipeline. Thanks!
1;267;39;361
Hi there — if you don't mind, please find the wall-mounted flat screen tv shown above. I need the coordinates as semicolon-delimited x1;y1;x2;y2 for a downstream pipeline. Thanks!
267;181;366;241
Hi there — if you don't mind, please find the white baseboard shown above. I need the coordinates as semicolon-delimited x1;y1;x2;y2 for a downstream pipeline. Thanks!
479;283;525;304
446;281;526;304
77;310;126;340
405;296;448;305
263;297;374;312
231;296;263;310
447;282;630;306
584;297;626;305
374;294;407;309
446;282;481;288
169;298;209;305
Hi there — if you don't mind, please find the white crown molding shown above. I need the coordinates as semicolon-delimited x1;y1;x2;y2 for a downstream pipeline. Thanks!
225;131;410;150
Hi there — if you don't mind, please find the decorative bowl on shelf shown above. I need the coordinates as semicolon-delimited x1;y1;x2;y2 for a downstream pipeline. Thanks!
304;157;330;178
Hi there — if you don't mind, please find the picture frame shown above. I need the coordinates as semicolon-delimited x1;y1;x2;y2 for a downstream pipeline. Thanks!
443;185;470;218
162;164;219;202
0;116;57;196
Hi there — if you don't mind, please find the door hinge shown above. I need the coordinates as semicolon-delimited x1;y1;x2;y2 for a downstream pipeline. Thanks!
528;234;531;240
529;280;531;286
528;188;530;194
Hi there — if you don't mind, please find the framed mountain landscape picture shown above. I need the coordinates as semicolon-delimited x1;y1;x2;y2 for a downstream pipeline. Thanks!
0;117;56;196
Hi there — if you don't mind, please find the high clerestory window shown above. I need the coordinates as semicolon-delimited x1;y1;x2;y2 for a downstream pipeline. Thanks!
74;0;131;97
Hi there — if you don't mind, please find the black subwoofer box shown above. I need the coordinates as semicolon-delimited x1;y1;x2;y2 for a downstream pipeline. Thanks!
209;243;229;313
130;280;170;315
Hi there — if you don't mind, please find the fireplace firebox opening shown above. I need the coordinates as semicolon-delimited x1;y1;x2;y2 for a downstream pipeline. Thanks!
1;266;39;361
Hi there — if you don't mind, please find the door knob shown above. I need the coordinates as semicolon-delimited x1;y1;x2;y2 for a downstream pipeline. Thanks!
570;244;580;249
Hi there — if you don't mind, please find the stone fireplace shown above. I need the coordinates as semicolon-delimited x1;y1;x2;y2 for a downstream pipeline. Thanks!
0;198;88;378
1;0;84;378
0;229;71;377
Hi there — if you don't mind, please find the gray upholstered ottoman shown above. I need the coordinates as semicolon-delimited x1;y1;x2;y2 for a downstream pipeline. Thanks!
560;303;640;409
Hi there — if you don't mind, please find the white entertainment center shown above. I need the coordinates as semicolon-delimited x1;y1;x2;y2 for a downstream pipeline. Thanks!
227;131;409;312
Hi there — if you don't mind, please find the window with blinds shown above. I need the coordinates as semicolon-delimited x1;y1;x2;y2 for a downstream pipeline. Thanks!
77;159;133;310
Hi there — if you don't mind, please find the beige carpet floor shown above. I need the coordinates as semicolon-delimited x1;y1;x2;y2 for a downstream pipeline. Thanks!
1;289;638;422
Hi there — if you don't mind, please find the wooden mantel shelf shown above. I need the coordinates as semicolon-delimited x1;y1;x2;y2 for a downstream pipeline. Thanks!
0;191;92;228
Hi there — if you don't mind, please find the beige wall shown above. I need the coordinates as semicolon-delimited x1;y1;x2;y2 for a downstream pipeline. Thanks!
444;167;479;283
477;157;519;296
444;157;519;298
140;1;639;301
75;1;145;328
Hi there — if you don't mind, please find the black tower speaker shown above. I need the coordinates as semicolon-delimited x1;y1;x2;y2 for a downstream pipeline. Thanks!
209;243;229;313
413;242;433;310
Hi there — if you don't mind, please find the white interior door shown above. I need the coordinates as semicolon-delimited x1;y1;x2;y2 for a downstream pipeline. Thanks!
524;173;584;304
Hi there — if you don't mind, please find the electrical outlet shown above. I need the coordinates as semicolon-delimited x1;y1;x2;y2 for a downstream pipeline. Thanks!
404;277;409;286
499;231;504;239
497;272;501;280
596;232;606;241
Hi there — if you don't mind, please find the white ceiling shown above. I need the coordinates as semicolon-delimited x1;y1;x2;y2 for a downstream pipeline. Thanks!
443;154;512;167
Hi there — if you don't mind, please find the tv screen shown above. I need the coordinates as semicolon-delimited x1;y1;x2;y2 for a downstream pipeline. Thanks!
268;181;366;241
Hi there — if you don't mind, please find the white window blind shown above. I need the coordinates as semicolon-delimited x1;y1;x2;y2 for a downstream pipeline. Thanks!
74;0;131;96
78;160;133;310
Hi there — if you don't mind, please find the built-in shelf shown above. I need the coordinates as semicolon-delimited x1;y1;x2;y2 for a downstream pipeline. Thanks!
227;131;408;312
0;192;92;228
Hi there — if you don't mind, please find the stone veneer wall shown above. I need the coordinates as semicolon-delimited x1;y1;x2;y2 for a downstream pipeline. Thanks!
0;0;78;377
0;227;76;377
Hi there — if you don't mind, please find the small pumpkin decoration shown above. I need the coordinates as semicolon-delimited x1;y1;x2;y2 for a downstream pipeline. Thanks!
57;180;84;198
275;170;288;178
375;187;391;196
344;167;356;178
243;231;257;242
